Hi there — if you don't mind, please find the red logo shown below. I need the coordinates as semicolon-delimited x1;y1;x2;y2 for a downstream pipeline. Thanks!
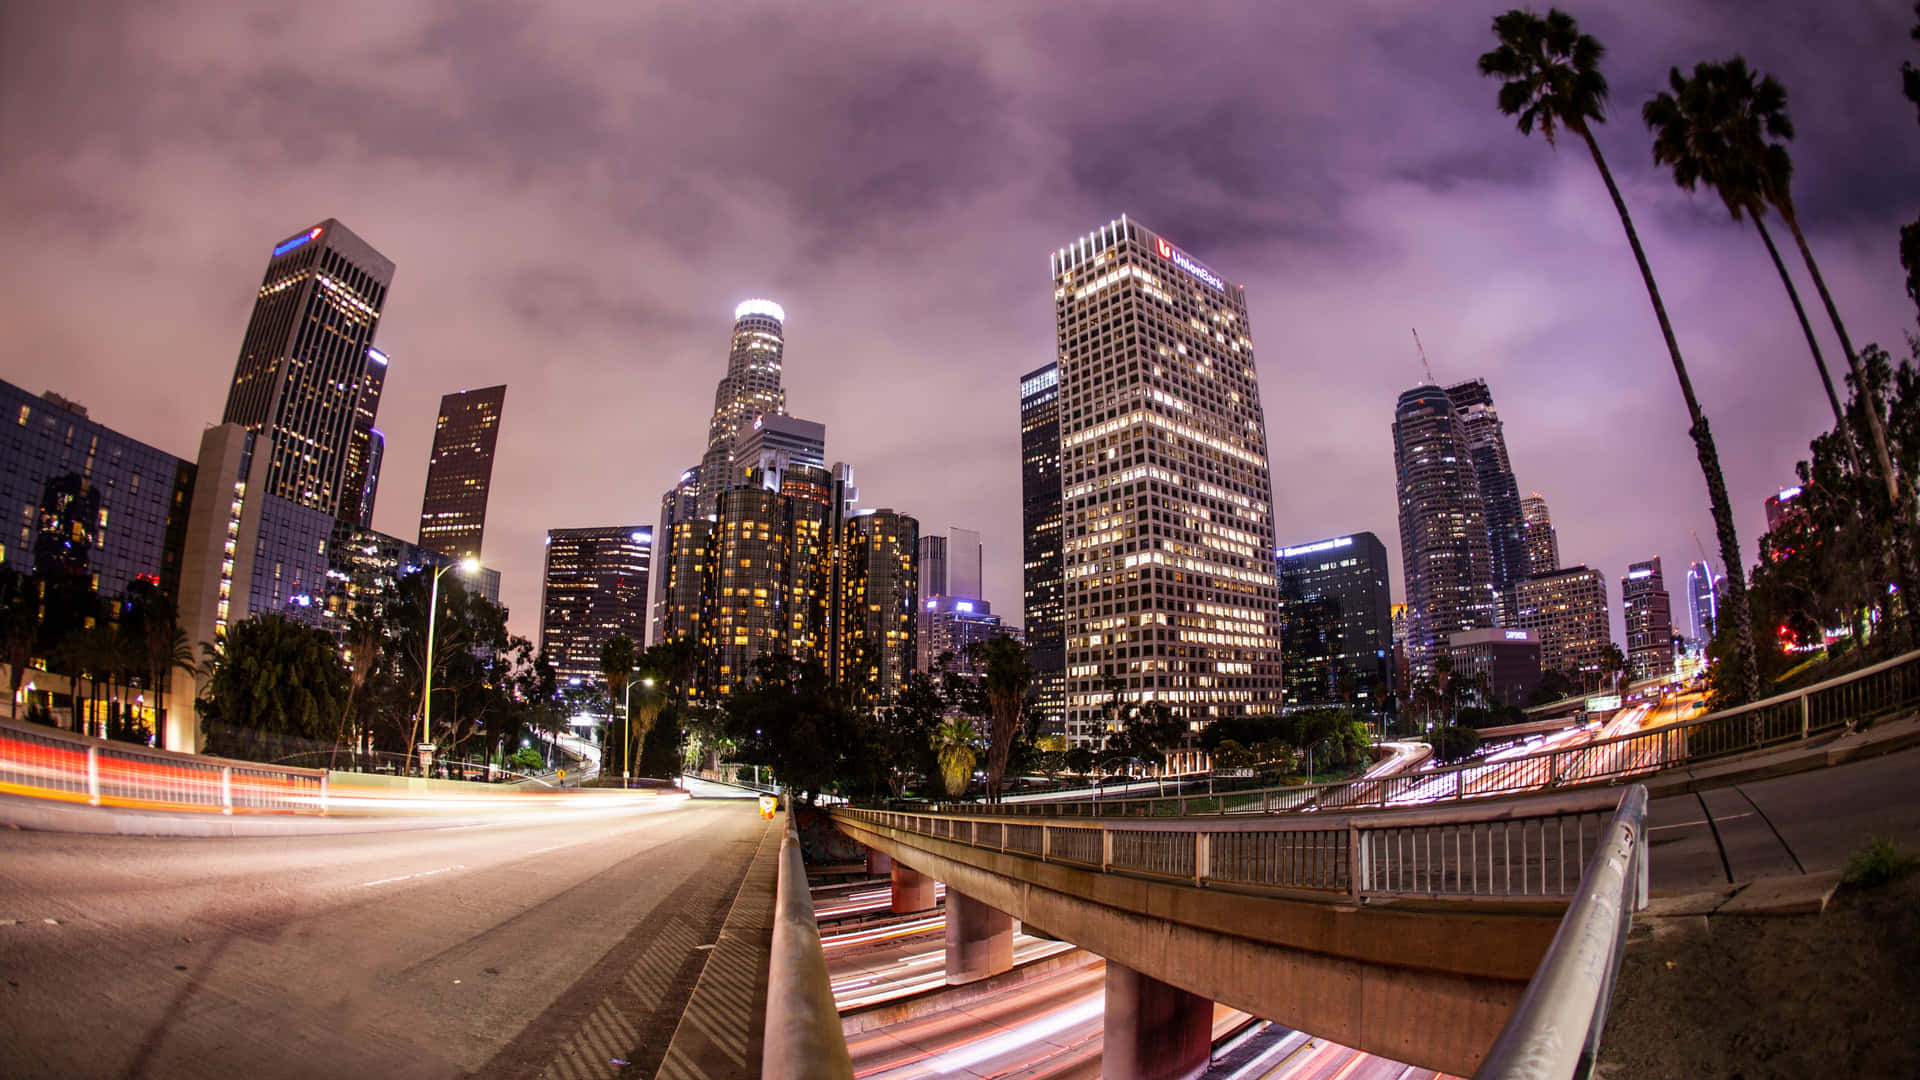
1155;238;1173;258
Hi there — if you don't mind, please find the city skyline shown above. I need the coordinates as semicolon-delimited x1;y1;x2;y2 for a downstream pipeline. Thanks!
4;3;1916;649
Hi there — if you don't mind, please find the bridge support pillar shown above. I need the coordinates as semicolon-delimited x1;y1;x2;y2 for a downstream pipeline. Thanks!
889;862;935;914
865;848;893;876
944;889;1013;985
1103;962;1213;1080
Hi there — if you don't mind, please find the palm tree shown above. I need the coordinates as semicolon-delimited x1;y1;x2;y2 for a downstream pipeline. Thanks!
1479;8;1759;702
1598;643;1628;694
1643;61;1859;471
967;636;1035;801
0;568;38;721
336;605;383;766
931;716;979;799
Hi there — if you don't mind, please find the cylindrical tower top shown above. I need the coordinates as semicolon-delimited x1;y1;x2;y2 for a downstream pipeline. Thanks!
734;299;786;322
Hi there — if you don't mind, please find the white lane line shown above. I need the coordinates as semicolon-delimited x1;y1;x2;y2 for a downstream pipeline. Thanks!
359;864;467;888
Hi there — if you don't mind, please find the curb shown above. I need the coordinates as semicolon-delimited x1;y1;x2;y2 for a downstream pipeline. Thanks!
1645;869;1845;919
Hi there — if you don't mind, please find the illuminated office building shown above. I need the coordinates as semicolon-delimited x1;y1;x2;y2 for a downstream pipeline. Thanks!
1446;379;1527;617
538;526;652;687
841;509;919;699
340;348;389;529
703;465;835;696
1276;532;1394;708
417;385;507;561
919;596;1005;676
1686;560;1720;645
1052;216;1283;745
1521;493;1558;578
220;219;394;521
1512;566;1612;685
652;467;702;647
1020;363;1065;735
697;301;788;517
1622;557;1675;680
1394;384;1496;682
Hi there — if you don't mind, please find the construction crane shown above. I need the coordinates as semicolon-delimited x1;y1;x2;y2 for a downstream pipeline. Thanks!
1412;328;1435;383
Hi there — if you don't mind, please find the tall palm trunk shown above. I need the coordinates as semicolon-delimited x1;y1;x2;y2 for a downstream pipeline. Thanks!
1778;206;1900;505
1753;216;1858;469
1577;123;1760;702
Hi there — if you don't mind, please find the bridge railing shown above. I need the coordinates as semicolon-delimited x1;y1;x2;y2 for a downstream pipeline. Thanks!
935;647;1920;819
1473;786;1650;1080
0;719;327;814
841;785;1638;903
763;806;853;1080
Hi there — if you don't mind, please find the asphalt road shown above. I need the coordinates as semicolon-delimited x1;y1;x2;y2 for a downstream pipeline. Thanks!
0;797;770;1079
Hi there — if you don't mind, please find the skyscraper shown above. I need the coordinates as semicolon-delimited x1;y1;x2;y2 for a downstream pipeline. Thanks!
697;301;788;517
1521;493;1558;578
1686;560;1719;644
539;526;653;687
1394;385;1496;682
703;465;835;696
1019;363;1064;735
1622;557;1675;680
220;219;394;521
1446;379;1527;616
651;466;701;647
919;596;1006;676
1513;566;1612;685
418;385;507;561
1276;532;1395;709
1052;216;1284;744
339;347;389;529
917;527;983;603
841;509;919;699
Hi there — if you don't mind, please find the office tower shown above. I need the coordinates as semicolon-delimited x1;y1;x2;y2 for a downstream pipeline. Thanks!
220;219;394;520
1390;603;1410;697
651;467;702;647
1052;216;1283;745
703;465;835;696
1445;380;1528;616
1447;628;1543;707
731;413;826;486
841;509;919;699
919;596;1006;675
1394;385;1496;682
1019;363;1065;736
1276;532;1395;709
0;382;196;600
1764;485;1806;534
697;301;788;517
1512;566;1612;685
339;347;389;529
538;526;653;687
1521;493;1558;577
1686;560;1719;644
917;527;983;602
417;385;507;561
1622;557;1675;680
357;428;385;530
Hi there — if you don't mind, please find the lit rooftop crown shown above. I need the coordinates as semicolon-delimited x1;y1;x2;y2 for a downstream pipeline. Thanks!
734;299;786;322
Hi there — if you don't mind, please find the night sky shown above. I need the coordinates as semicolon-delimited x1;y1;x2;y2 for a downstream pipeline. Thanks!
3;1;1916;647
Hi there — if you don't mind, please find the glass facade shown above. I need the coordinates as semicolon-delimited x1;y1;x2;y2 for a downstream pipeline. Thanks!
1394;385;1496;683
538;526;653;687
1276;532;1394;708
1020;362;1064;735
417;384;507;561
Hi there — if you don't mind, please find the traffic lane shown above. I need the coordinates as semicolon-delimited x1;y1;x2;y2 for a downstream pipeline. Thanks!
1731;747;1920;874
0;798;767;1079
1647;792;1734;891
846;962;1107;1079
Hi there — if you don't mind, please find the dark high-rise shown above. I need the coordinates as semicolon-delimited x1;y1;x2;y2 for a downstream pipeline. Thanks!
1445;380;1527;617
340;347;390;529
1521;492;1558;578
538;526;653;687
1686;560;1720;645
1622;557;1675;680
1019;363;1064;735
1276;532;1395;709
1394;385;1495;682
220;219;394;521
418;385;507;561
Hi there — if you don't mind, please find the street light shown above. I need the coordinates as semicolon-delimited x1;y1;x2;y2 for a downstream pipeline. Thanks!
415;556;480;776
1306;738;1332;786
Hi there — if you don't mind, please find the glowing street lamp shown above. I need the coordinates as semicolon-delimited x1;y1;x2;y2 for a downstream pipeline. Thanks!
416;556;480;776
621;674;656;783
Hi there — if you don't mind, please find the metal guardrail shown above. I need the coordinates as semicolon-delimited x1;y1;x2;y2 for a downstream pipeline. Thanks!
1474;786;1649;1080
934;647;1920;819
0;719;328;814
839;785;1633;902
763;808;854;1080
695;763;781;794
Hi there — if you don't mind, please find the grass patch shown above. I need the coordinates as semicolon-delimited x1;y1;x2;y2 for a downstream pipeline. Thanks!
1843;836;1917;889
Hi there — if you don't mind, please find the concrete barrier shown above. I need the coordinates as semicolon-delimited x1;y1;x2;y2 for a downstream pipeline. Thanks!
763;813;854;1080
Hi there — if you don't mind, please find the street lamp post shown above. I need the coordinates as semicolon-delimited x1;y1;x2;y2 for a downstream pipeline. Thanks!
1307;738;1332;786
416;557;480;777
620;674;655;786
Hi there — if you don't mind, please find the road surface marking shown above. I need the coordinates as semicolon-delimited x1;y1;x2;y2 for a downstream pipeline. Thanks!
359;864;466;888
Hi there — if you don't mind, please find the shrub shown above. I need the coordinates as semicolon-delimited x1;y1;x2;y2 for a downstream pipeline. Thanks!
1843;836;1916;889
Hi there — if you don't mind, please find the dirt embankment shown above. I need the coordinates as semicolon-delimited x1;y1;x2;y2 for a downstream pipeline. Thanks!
1599;873;1920;1078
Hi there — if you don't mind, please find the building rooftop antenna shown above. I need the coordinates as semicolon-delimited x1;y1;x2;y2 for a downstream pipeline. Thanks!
1412;328;1436;384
